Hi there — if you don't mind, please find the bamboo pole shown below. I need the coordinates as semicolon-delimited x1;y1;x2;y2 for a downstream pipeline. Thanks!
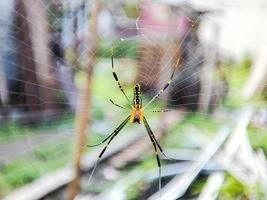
67;1;100;199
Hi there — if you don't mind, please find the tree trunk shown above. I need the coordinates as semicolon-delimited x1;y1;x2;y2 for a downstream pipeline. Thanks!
15;0;41;112
24;0;56;110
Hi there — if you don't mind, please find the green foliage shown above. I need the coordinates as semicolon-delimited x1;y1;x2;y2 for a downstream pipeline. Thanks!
122;3;139;18
37;114;75;130
0;140;72;197
219;176;264;200
222;60;250;108
190;177;206;196
221;56;267;109
184;114;221;132
219;175;248;200
164;113;221;148
220;174;264;199
96;41;137;58
248;125;267;154
124;157;155;200
2;159;41;188
139;157;158;171
125;182;141;200
0;123;31;144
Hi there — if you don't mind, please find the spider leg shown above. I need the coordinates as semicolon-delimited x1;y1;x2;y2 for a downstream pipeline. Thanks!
142;57;180;110
87;115;130;147
109;99;128;110
111;45;132;108
87;115;130;185
87;132;114;147
143;117;162;197
152;110;171;113
143;117;175;161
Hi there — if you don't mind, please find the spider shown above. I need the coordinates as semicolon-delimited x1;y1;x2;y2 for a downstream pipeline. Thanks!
87;45;179;195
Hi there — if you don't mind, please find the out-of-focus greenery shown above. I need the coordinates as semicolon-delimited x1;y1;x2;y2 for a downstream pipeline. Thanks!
0;123;31;144
0;138;73;196
189;176;207;196
0;114;77;197
163;113;222;149
223;56;267;108
223;59;251;108
126;182;140;200
219;175;265;200
248;125;267;154
122;3;139;18
65;40;137;72
125;157;158;199
219;175;248;199
218;56;267;199
96;40;138;59
0;114;75;144
1;51;267;199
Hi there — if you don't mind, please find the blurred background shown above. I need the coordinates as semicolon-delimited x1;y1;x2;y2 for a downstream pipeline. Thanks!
1;0;267;199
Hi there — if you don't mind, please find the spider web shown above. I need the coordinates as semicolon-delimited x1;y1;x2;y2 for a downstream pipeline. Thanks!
110;1;228;113
0;0;265;199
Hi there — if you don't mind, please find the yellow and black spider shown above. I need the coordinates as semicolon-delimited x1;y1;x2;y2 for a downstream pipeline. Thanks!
87;45;179;194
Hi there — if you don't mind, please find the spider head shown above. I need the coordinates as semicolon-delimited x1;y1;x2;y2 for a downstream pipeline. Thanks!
134;84;140;92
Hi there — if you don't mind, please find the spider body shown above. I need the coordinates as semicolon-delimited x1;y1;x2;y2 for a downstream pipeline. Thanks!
87;45;178;197
133;83;142;106
130;84;143;124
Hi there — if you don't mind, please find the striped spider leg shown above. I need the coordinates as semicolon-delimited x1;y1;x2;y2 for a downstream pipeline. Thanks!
111;44;132;109
87;115;130;185
152;110;171;113
142;116;176;198
142;56;180;111
142;116;162;195
109;99;128;110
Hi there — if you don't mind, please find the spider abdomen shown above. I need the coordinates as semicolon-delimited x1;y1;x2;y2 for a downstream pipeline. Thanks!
133;84;142;107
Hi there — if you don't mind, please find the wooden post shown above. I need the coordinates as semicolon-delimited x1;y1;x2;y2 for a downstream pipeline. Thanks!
24;0;56;110
15;0;41;112
67;1;100;199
